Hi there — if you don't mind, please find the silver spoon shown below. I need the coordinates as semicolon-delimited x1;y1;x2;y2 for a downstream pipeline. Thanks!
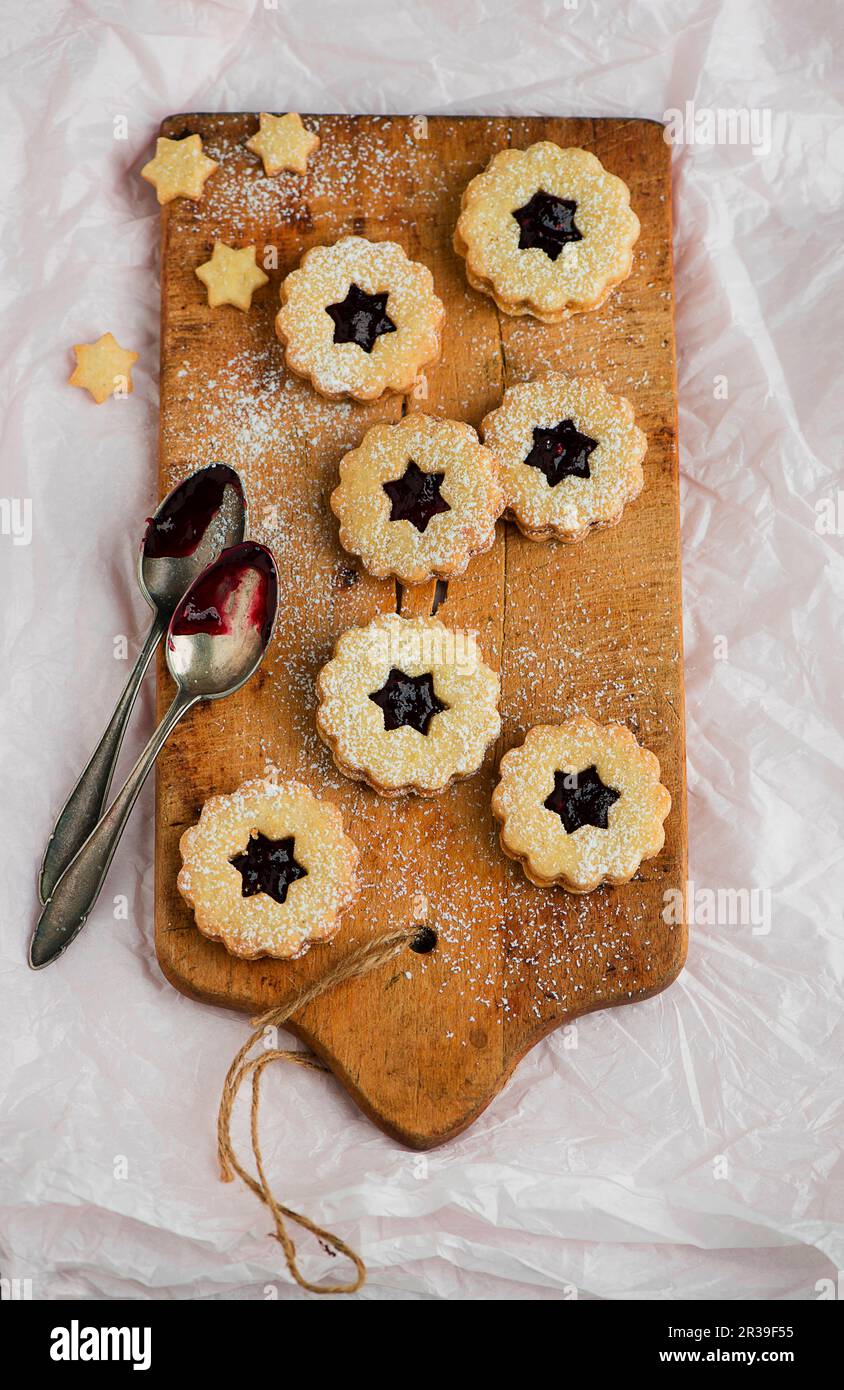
30;541;278;969
38;464;246;903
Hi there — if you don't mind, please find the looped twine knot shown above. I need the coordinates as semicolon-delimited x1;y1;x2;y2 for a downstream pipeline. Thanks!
217;927;418;1295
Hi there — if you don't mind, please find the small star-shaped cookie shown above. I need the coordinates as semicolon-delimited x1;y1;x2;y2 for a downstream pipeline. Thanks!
195;242;269;311
246;112;320;176
69;333;139;404
140;134;219;205
229;831;308;905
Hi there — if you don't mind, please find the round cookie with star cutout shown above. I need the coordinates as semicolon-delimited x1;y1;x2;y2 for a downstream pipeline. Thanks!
330;413;505;585
481;373;646;543
275;236;444;402
454;142;639;322
316;612;501;798
177;777;359;960
492;718;671;893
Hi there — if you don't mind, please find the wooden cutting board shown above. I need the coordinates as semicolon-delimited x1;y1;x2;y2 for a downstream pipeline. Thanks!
154;113;687;1149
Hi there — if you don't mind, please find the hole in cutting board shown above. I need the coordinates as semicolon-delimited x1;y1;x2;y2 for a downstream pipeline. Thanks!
410;926;437;954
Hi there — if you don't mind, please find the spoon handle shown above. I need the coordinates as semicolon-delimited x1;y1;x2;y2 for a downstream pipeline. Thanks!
30;690;196;969
38;612;167;903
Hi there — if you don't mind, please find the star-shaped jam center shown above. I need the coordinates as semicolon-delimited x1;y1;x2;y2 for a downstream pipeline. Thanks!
68;333;139;405
383;460;451;533
544;765;621;834
512;190;583;261
524;418;598;487
326;284;397;352
369;668;448;734
229;831;308;904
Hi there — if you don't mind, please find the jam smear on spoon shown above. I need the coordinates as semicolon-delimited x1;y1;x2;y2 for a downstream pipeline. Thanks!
143;465;243;559
170;542;278;643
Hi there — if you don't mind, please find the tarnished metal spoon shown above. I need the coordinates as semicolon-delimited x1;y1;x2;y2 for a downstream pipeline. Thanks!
30;542;278;970
38;464;246;903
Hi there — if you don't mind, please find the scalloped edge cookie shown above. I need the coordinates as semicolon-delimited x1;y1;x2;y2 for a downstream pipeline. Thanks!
491;718;671;893
331;413;505;584
481;373;646;542
177;776;359;960
316;612;501;798
275;236;444;402
454;143;640;323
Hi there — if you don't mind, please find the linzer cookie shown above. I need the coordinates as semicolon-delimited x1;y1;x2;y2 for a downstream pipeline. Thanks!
275;236;444;401
177;777;358;960
316;612;500;797
481;373;646;542
492;718;670;893
330;413;505;584
454;143;639;322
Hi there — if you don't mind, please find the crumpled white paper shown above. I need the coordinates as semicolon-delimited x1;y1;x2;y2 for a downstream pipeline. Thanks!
1;0;842;1301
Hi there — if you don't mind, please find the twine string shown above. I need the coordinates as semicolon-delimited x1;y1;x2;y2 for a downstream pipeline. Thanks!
217;927;418;1296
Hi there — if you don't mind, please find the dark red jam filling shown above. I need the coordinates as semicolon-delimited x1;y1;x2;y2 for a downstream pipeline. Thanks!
524;419;598;487
230;832;307;904
170;542;277;643
512;190;583;261
544;765;621;833
144;465;242;559
369;668;447;734
326;284;396;352
383;460;451;533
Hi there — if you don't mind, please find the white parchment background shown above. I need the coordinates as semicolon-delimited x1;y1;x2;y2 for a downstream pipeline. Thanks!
1;0;842;1301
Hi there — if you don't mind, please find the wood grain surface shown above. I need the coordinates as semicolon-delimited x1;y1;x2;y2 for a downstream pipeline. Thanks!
154;114;687;1149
